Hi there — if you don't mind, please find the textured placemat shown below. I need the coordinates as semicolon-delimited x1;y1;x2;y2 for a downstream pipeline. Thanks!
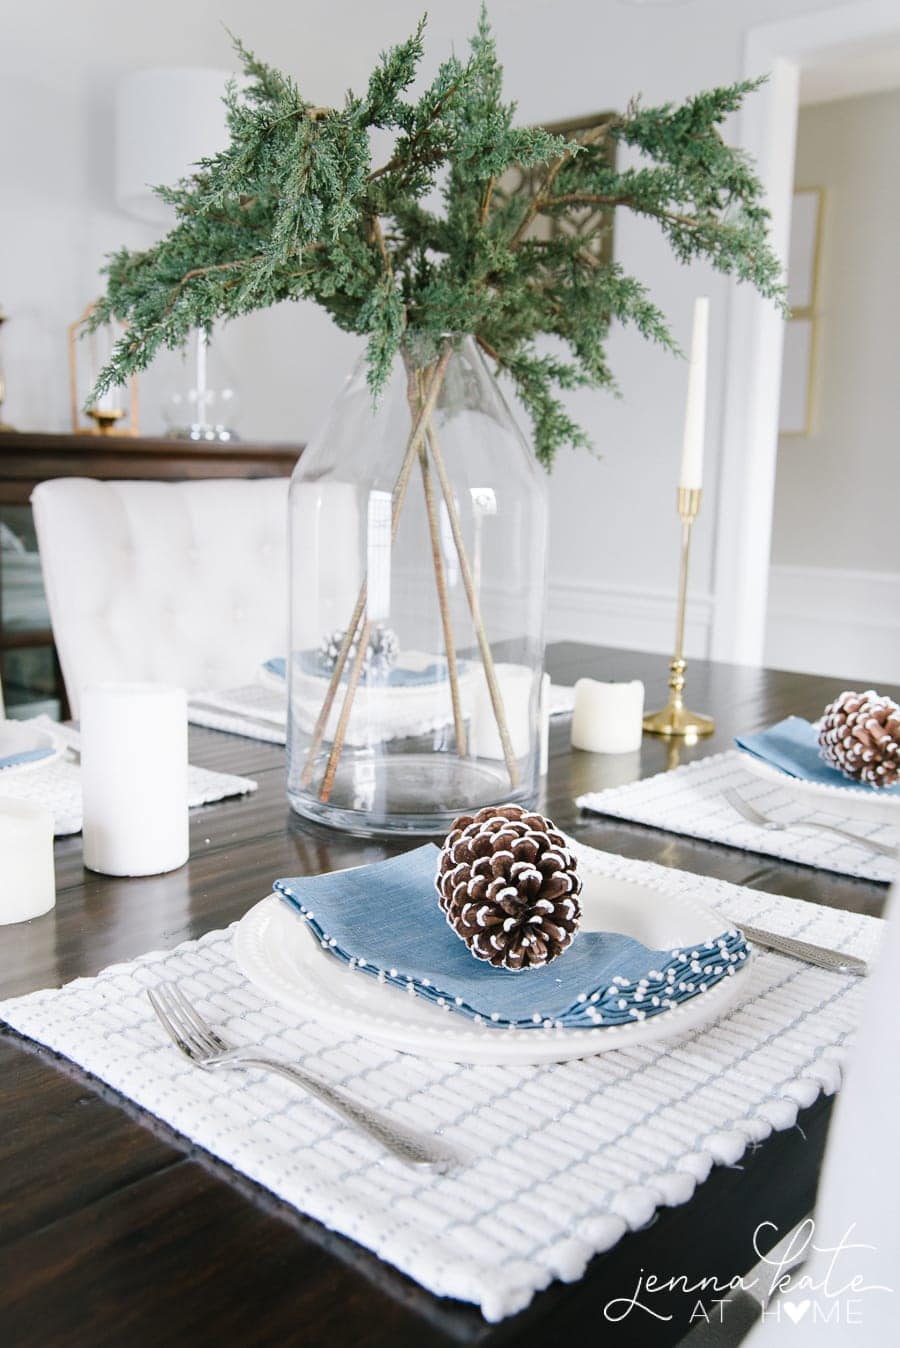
190;686;287;744
0;840;878;1320
578;751;898;883
0;758;257;836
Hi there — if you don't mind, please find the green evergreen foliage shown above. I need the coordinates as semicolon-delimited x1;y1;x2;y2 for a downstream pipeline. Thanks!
91;7;784;467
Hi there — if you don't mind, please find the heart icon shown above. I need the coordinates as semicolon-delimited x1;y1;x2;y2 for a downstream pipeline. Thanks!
783;1300;811;1324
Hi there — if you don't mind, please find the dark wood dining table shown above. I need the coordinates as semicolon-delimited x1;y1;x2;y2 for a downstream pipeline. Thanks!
0;643;893;1347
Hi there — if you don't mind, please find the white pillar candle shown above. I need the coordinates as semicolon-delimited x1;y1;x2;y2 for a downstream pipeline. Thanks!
539;672;551;777
469;663;534;763
81;683;189;877
571;679;645;754
0;799;55;925
679;297;709;491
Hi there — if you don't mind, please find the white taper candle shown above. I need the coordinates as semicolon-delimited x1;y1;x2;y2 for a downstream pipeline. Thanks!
679;297;709;490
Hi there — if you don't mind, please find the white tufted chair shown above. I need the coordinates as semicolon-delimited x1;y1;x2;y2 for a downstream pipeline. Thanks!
32;477;289;716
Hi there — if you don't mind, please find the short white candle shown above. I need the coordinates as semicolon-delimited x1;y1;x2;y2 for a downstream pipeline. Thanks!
0;799;55;925
81;683;189;877
571;679;645;754
679;297;709;491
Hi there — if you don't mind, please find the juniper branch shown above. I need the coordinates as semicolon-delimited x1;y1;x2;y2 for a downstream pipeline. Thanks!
90;3;785;468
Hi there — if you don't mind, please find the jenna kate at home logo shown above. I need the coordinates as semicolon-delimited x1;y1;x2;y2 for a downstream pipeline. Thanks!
602;1219;893;1327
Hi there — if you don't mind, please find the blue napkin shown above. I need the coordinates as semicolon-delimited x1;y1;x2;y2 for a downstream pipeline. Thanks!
274;845;748;1031
265;653;466;689
0;745;55;772
735;716;900;796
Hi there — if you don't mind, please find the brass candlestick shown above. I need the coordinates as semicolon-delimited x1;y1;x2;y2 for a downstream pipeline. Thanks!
86;406;127;435
642;486;715;741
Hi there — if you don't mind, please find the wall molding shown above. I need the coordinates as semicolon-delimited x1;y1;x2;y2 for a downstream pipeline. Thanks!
547;566;900;682
766;563;900;682
547;576;714;658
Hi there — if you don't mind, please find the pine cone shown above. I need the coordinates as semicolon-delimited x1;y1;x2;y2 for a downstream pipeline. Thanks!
317;623;399;678
435;804;582;971
818;689;900;788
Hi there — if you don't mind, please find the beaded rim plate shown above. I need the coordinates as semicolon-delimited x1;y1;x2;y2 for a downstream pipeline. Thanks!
736;749;900;826
0;722;63;776
233;871;754;1064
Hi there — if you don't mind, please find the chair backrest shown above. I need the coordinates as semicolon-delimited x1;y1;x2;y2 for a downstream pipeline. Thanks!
32;477;289;715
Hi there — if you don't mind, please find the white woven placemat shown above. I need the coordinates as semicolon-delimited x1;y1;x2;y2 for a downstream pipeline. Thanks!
0;758;257;836
578;750;898;884
190;686;287;744
0;840;878;1321
188;682;575;745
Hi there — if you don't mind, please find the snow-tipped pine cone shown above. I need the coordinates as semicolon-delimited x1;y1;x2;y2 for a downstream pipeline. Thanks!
317;623;399;678
435;804;582;971
818;690;900;788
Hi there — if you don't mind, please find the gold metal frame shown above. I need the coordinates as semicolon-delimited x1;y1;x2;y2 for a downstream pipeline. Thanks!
494;111;618;266
0;307;11;430
68;300;140;437
780;186;824;440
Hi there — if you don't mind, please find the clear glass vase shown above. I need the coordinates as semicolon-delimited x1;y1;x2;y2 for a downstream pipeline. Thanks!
286;335;548;836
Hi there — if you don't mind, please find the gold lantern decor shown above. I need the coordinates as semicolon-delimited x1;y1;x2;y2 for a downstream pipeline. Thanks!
0;306;12;430
68;301;140;436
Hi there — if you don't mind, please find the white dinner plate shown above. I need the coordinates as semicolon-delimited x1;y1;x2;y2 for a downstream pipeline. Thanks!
233;870;754;1065
0;720;63;775
736;748;900;827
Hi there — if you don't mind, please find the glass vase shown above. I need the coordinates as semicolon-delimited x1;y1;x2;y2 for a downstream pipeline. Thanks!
286;335;547;836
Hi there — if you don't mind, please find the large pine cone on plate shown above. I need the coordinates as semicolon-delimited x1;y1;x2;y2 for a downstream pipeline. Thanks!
435;804;582;971
818;689;900;788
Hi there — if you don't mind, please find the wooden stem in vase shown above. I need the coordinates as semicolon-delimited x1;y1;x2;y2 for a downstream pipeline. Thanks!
316;346;454;802
317;611;372;803
418;444;467;756
298;589;368;788
425;421;519;789
410;369;467;758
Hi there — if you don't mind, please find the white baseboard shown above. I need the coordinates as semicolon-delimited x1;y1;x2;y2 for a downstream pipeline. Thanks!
766;564;900;683
547;577;715;658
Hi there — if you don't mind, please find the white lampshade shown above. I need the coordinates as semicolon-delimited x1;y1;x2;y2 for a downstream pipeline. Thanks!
115;67;237;223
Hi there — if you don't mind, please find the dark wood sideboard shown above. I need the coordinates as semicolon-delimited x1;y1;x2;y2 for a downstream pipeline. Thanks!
0;430;301;718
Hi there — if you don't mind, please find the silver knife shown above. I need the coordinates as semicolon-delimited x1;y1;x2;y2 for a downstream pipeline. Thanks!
736;922;868;976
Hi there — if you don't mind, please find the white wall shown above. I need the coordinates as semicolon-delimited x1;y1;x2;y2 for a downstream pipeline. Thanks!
0;0;849;661
766;87;900;682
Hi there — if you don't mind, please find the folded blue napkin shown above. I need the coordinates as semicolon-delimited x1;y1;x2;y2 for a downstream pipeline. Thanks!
0;745;55;772
265;653;466;689
274;845;748;1031
735;716;900;796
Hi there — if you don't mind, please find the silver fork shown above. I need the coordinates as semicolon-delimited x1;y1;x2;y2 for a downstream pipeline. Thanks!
148;982;454;1171
723;787;897;859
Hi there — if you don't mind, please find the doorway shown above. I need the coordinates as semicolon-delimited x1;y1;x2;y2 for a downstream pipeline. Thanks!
710;0;900;673
766;74;900;682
